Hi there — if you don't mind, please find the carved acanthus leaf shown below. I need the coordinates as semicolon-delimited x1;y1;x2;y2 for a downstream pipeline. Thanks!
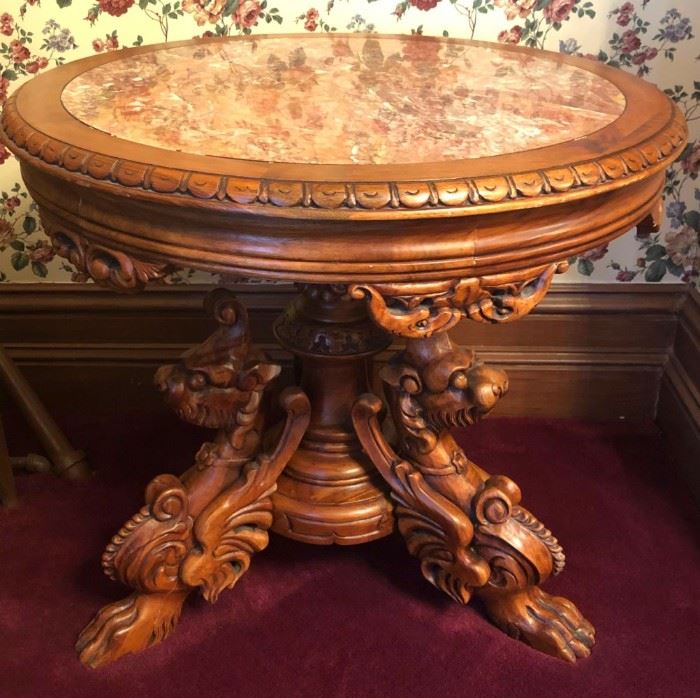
181;387;311;602
392;462;492;603
352;395;491;603
180;471;275;603
353;327;566;610
102;474;193;593
43;219;173;292
466;263;567;323
349;278;479;337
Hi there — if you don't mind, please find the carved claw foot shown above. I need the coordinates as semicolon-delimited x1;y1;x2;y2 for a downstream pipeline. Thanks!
479;586;595;663
76;591;188;668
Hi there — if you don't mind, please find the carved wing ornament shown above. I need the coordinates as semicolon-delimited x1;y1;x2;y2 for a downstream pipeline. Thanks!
180;387;312;603
174;467;273;604
350;325;576;655
100;386;310;597
102;474;193;593
76;289;312;668
349;262;568;338
392;461;492;603
471;477;566;586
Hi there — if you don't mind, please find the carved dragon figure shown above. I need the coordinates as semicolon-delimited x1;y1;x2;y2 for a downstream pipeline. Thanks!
353;331;594;662
76;290;310;668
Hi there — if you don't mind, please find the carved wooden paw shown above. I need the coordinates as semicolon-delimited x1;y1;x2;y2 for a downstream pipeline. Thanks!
480;586;595;663
76;591;188;668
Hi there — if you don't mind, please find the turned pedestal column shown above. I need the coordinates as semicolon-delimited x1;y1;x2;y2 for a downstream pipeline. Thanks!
271;285;394;544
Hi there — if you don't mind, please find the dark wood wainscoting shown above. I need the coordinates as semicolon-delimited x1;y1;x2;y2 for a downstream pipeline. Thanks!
0;282;688;421
657;287;700;500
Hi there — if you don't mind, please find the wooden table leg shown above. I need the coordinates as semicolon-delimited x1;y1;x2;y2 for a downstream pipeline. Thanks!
76;290;310;668
348;271;595;663
353;331;595;663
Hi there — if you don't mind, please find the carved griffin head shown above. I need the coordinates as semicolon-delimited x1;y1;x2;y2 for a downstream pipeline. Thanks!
381;338;508;453
154;289;280;430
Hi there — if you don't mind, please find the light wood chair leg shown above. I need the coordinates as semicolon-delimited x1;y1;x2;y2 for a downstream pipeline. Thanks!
0;415;18;508
0;347;90;485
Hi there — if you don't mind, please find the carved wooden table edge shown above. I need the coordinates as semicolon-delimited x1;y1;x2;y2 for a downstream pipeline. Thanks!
0;92;687;217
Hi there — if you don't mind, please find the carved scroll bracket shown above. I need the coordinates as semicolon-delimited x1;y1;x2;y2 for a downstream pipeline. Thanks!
42;216;174;293
349;262;568;338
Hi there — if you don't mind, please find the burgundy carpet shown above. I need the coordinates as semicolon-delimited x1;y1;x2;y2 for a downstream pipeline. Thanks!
1;412;698;698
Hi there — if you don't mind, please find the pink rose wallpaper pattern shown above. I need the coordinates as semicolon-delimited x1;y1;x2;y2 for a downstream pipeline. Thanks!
0;0;697;285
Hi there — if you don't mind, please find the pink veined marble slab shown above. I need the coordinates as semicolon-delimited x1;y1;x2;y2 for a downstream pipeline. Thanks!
61;35;626;166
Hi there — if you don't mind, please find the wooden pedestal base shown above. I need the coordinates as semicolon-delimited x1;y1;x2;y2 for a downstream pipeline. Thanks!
77;286;594;669
271;285;393;544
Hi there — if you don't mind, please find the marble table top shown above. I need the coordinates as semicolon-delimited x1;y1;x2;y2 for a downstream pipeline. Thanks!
61;35;626;166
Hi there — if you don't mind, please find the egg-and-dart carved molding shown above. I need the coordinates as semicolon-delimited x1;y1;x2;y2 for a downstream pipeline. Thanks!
0;97;687;213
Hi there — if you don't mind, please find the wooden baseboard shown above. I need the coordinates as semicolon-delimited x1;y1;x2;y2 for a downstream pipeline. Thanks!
657;287;700;502
0;282;688;420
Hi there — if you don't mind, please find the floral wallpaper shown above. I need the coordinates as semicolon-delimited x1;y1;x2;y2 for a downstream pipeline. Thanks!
0;0;697;285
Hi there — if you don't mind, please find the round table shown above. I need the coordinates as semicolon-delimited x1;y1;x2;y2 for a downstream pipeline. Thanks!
1;33;686;668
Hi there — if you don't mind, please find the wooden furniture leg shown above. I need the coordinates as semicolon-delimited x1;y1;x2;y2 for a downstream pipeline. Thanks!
0;414;49;506
351;273;595;662
0;414;18;507
0;347;89;481
76;290;310;668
